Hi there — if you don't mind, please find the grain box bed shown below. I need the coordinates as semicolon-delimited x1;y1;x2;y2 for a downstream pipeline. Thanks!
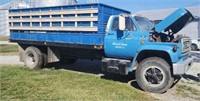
9;3;130;48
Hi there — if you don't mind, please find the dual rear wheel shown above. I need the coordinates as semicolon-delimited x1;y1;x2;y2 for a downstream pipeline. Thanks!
24;47;43;70
24;46;77;70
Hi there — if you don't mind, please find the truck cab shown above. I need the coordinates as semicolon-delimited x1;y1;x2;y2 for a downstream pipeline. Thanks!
102;8;194;93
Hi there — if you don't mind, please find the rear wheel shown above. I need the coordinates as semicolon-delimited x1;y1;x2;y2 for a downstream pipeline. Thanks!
136;57;174;93
191;44;198;51
24;46;43;70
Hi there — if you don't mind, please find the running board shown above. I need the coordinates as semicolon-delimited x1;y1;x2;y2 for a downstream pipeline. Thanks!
101;58;131;75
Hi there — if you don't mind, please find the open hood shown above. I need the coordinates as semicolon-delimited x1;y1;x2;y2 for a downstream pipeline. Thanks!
154;8;194;34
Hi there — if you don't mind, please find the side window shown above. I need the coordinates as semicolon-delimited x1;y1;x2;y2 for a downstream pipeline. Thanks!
111;17;119;31
111;17;135;31
125;17;135;31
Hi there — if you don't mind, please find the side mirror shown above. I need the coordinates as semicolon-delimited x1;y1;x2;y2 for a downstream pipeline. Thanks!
119;15;126;31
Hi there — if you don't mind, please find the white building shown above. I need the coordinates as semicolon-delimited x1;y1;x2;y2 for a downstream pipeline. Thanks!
0;10;9;36
135;6;200;40
0;0;29;36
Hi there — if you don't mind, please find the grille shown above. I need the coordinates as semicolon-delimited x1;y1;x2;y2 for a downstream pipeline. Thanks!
181;38;191;53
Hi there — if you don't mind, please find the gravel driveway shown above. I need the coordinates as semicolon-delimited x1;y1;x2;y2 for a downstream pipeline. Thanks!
0;41;17;45
0;56;23;65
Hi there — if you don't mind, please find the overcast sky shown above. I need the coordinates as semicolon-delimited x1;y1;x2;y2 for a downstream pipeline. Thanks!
0;0;200;12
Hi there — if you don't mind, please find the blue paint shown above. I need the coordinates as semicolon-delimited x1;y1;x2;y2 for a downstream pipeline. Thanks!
13;22;20;26
154;8;194;34
52;15;61;18
13;16;20;19
32;15;40;18
10;3;130;45
41;22;50;27
22;22;30;26
104;8;193;72
63;22;75;27
52;22;61;27
77;21;90;27
10;31;105;45
32;22;40;26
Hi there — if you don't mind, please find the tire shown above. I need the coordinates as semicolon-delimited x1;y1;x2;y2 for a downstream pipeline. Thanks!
60;57;77;65
191;44;198;51
136;57;174;93
24;46;43;70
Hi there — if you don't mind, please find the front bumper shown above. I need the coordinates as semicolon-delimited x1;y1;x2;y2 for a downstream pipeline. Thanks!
173;57;194;75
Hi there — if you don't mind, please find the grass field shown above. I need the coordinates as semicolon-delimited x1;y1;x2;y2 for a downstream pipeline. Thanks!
176;84;200;100
0;45;18;55
0;65;154;101
0;36;9;41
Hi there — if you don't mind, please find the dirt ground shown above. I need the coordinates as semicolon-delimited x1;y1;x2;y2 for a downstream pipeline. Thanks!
149;63;200;101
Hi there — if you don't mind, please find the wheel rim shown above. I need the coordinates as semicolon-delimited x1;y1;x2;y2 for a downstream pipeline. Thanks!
26;53;36;68
143;66;165;86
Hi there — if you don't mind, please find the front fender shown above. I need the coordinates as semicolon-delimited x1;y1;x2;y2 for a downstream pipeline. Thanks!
129;43;182;72
137;43;182;63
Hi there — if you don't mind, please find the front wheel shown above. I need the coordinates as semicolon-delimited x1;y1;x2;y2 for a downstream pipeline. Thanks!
136;57;174;93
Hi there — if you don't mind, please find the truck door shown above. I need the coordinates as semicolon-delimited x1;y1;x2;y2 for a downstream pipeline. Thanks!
104;16;138;59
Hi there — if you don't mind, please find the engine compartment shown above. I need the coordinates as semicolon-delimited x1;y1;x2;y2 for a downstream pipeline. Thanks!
150;31;186;43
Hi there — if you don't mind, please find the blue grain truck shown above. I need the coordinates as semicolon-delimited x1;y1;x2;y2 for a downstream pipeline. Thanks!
9;4;194;93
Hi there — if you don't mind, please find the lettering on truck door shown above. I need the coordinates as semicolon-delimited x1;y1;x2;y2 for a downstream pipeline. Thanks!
105;16;139;59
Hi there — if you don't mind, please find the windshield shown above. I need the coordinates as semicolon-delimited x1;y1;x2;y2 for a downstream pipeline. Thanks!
134;16;154;32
